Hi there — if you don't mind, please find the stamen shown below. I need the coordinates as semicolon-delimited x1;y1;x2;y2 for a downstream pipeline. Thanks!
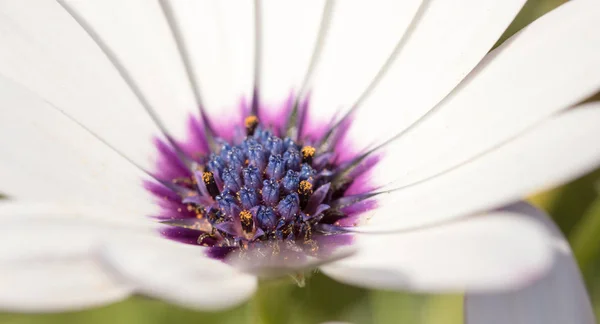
301;146;315;165
202;171;220;199
240;210;255;237
245;116;259;136
298;180;313;210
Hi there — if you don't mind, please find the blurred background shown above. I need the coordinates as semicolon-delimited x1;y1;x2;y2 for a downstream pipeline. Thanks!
2;0;599;323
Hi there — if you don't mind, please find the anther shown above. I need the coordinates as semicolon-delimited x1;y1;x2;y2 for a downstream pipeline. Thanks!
245;115;259;136
239;210;255;237
202;171;220;199
298;180;313;210
301;146;316;165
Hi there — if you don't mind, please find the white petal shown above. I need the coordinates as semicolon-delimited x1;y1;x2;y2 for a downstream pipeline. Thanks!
258;0;324;106
464;203;596;324
0;202;157;262
0;257;132;313
0;75;160;216
0;0;165;171
306;0;423;126
0;203;163;312
360;102;600;231
59;0;199;140
368;0;600;187
321;202;553;292
337;0;527;150
100;235;258;311
162;0;254;129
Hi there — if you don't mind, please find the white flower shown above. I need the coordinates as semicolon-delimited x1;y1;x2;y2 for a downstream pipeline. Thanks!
0;0;598;323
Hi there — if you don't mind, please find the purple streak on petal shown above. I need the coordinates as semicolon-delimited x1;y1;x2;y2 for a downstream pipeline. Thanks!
181;193;212;206
344;154;383;196
312;233;354;258
332;116;359;164
210;103;245;142
295;92;310;140
179;115;210;159
258;91;295;136
338;199;378;227
160;227;203;245
207;246;237;260
144;181;198;220
152;138;191;180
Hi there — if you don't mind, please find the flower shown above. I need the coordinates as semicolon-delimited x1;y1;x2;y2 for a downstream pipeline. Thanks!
0;0;598;322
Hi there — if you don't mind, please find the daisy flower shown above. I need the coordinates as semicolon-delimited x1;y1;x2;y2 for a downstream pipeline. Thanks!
0;0;598;322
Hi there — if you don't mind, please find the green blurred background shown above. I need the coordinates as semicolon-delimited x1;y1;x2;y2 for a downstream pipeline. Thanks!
2;0;600;323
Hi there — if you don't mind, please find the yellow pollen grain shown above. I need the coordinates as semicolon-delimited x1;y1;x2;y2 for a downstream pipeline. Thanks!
299;180;313;193
202;171;213;183
240;210;252;222
301;146;315;159
245;115;259;128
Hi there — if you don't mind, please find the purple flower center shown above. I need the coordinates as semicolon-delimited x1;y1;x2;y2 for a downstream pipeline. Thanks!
146;97;381;263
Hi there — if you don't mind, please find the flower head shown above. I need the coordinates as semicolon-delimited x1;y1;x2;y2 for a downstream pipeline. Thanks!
0;0;598;321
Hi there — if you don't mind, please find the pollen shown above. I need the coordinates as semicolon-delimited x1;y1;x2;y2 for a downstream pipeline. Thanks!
245;115;259;136
301;146;315;164
240;210;254;236
202;171;220;199
202;171;213;183
298;180;313;195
